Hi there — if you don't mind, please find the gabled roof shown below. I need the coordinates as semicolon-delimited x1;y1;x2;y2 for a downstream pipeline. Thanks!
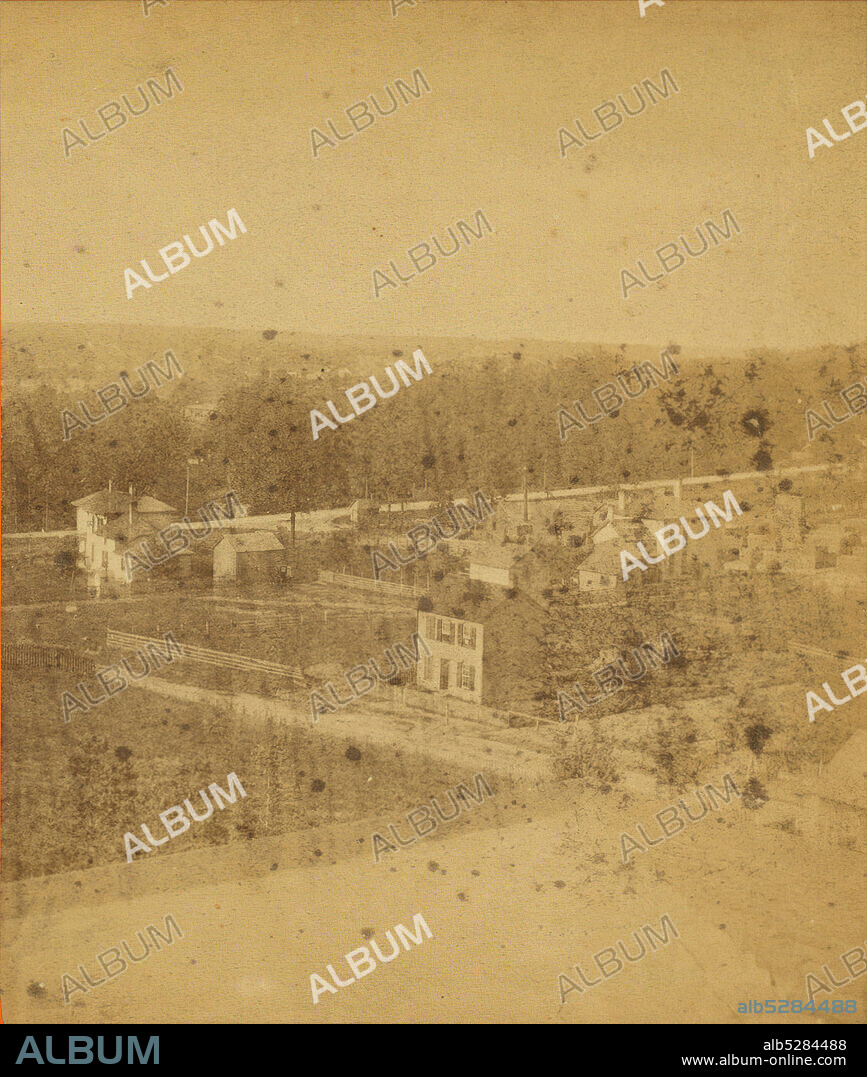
71;490;130;513
592;515;660;546
136;494;178;514
215;531;284;552
101;513;177;542
578;541;635;576
469;547;519;569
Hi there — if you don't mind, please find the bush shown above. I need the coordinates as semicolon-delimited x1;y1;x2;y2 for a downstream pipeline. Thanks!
53;550;76;574
554;728;619;786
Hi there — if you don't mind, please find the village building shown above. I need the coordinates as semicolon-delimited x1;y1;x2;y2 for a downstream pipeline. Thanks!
469;548;516;590
71;485;255;592
212;531;285;584
416;610;484;702
72;487;176;559
574;542;625;591
472;493;596;547
415;588;549;716
72;487;179;591
575;512;677;591
590;506;665;547
93;514;196;591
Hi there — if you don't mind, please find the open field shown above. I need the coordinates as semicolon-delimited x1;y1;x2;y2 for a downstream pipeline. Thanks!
3;583;416;686
2;669;521;883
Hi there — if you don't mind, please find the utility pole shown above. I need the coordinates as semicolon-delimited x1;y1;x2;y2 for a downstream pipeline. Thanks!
186;457;201;516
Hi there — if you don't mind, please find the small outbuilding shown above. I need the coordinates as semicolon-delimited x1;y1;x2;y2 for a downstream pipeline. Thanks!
213;531;284;583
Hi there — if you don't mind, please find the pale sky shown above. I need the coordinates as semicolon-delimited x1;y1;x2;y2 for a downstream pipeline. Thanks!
1;0;865;350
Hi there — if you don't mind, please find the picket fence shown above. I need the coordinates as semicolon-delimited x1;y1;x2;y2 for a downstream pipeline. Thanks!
1;642;95;675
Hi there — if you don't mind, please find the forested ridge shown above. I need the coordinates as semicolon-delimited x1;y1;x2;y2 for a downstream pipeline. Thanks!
2;323;863;530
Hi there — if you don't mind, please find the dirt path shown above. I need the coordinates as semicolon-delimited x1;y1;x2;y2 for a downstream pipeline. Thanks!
132;676;555;782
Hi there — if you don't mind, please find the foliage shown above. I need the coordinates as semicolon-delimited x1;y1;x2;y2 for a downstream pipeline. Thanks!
3;338;864;529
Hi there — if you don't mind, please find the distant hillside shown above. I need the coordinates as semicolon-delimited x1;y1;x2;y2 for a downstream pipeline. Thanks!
1;322;863;531
3;321;863;396
1;322;703;395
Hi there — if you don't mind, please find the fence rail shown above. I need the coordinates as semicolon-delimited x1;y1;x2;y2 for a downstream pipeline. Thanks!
341;679;559;733
2;530;78;540
106;629;307;686
1;642;95;675
318;569;421;598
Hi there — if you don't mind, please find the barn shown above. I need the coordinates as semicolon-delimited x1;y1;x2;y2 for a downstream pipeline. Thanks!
212;531;284;583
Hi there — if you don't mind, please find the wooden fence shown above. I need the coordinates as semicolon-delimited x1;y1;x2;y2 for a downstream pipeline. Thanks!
318;569;421;598
106;629;307;687
1;642;95;675
345;679;559;733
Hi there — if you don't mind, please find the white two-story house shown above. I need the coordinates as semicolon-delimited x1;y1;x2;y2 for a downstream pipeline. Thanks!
416;610;484;703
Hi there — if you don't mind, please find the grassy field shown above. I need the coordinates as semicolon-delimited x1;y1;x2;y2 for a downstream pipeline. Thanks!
4;586;418;690
1;669;512;883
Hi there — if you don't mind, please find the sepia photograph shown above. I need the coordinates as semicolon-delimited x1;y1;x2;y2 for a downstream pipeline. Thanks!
0;0;864;1056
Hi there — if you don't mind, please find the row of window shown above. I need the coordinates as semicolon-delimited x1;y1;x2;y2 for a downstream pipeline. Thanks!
425;615;477;649
422;656;476;691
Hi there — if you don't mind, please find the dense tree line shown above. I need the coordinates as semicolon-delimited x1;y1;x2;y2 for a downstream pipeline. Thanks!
3;342;862;530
